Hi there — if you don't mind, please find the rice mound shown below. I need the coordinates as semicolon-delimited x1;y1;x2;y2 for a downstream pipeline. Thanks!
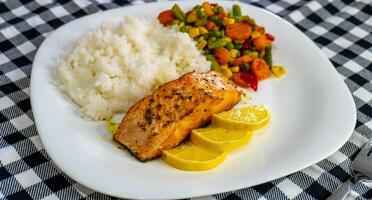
57;16;210;120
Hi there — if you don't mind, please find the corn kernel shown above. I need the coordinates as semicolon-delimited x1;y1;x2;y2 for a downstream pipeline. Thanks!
251;31;262;39
188;28;200;38
197;40;208;49
199;27;208;35
223;18;235;26
230;66;240;72
220;64;229;70
179;21;185;27
222;68;233;78
271;66;286;78
229;49;240;58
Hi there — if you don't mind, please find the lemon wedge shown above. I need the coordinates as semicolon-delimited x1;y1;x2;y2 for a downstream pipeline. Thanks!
191;127;253;152
162;143;226;171
211;105;270;131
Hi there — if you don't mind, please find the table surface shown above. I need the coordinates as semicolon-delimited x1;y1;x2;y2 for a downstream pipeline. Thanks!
0;0;371;199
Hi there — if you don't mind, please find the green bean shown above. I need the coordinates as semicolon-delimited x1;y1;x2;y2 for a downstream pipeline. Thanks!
194;18;207;26
226;42;235;50
208;37;231;49
209;37;217;42
206;54;222;72
264;46;272;67
236;15;243;22
172;4;186;21
233;5;242;17
220;30;225;37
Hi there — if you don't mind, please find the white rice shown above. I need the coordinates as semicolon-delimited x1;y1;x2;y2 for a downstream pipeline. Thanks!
56;16;210;120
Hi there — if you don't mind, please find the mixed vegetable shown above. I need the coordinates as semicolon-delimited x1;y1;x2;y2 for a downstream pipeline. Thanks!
158;2;286;91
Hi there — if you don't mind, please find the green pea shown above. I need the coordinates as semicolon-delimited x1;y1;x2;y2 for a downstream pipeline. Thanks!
241;63;250;71
210;15;219;21
215;19;223;26
210;29;221;37
235;43;243;49
195;6;205;18
209;36;217;42
179;26;188;33
243;50;258;59
226;42;235;50
213;5;224;13
242;15;256;26
171;19;180;26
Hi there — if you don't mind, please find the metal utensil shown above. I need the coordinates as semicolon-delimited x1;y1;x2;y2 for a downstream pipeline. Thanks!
327;139;372;200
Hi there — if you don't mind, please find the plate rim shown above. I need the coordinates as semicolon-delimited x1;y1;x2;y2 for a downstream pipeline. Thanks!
30;1;357;199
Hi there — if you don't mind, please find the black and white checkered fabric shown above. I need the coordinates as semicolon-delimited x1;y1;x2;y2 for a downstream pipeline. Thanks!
0;0;371;199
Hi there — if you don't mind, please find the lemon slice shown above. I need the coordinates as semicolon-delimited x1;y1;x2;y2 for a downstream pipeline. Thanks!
211;105;270;131
191;127;253;152
162;143;227;171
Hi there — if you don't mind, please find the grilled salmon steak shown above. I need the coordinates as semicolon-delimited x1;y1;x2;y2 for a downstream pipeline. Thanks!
114;71;241;161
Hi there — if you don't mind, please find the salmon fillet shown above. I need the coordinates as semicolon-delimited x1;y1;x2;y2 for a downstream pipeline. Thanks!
114;71;241;161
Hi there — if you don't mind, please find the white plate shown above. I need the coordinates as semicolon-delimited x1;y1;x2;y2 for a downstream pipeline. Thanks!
30;1;356;199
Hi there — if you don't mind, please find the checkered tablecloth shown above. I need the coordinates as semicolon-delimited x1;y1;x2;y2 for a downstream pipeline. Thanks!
0;0;371;199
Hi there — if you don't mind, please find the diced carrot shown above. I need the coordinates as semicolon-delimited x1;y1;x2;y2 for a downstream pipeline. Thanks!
232;55;252;66
218;11;227;20
205;21;217;30
251;58;271;80
202;2;214;17
257;26;265;34
157;10;175;25
214;47;230;65
252;34;272;51
226;23;252;41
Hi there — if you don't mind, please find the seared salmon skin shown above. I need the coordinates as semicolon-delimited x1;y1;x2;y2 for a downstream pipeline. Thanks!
114;71;241;161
